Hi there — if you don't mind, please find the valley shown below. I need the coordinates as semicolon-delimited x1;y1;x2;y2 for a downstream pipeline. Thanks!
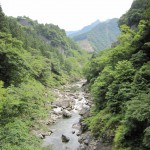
0;0;150;150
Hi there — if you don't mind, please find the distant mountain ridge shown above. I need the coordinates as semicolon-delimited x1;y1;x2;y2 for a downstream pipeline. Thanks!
66;20;100;38
67;18;120;52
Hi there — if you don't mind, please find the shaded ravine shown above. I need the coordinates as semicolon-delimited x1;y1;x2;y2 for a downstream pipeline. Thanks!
42;80;90;150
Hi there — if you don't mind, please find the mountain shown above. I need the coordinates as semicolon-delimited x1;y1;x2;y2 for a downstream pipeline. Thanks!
66;20;100;38
0;6;90;150
84;0;150;149
73;18;120;52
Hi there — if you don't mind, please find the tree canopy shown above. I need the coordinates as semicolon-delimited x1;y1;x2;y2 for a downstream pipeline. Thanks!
84;0;150;149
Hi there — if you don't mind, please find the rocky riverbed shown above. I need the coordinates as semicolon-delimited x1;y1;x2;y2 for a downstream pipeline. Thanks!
39;79;92;150
31;79;111;150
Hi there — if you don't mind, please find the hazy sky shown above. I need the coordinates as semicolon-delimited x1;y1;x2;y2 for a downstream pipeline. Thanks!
0;0;133;31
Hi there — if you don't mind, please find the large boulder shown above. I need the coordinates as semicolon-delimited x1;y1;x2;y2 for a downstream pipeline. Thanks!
61;100;70;108
52;100;72;109
62;109;72;118
61;134;70;142
53;107;62;115
52;100;62;107
79;104;90;117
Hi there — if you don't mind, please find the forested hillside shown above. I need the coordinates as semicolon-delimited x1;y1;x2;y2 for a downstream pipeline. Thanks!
84;0;150;149
73;18;120;52
0;5;89;149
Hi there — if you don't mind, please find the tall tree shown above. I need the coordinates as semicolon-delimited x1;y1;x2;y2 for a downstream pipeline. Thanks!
0;5;7;32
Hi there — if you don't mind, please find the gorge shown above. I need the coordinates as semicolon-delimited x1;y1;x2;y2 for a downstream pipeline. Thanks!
0;0;150;150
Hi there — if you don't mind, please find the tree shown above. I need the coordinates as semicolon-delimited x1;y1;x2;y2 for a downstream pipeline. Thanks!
0;5;8;32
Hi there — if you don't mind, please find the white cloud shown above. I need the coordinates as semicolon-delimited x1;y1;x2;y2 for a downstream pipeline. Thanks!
0;0;133;30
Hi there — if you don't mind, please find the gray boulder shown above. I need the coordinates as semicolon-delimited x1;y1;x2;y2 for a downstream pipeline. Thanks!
61;134;70;142
78;144;87;150
61;100;70;108
63;109;72;118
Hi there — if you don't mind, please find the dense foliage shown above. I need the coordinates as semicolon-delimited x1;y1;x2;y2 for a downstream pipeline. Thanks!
0;5;89;149
84;0;150;149
73;18;120;52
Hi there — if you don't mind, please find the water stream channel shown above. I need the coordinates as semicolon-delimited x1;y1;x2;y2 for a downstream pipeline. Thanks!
42;80;90;150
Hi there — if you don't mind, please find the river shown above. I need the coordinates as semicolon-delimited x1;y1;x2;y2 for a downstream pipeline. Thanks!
42;79;89;150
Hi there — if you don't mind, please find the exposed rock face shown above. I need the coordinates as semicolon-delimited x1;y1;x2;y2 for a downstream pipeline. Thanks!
61;134;70;142
77;39;95;52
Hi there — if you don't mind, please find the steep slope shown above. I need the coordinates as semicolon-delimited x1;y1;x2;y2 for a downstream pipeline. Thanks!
0;6;90;150
6;16;90;84
84;0;150;149
74;18;120;52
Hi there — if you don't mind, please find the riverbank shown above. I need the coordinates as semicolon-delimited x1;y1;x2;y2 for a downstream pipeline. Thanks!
31;79;111;150
39;79;91;150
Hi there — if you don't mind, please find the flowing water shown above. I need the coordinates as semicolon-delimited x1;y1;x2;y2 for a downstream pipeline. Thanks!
43;111;80;150
42;80;88;150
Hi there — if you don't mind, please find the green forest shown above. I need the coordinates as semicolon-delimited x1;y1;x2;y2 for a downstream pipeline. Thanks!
73;18;120;52
0;5;89;150
0;0;150;149
84;0;150;149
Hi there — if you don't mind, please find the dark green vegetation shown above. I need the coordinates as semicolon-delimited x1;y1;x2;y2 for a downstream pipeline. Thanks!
84;0;150;149
72;18;120;52
0;5;89;149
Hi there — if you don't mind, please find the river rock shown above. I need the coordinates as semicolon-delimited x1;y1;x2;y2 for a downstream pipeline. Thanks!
83;104;90;109
38;133;44;139
79;104;90;117
76;130;82;136
68;93;75;97
53;107;62;115
67;107;72;111
78;144;88;150
72;123;80;129
46;120;52;125
51;104;57;108
72;130;75;134
79;108;89;116
61;134;70;142
62;109;72;118
61;100;70;108
78;96;83;101
43;131;52;136
65;89;70;92
84;138;90;145
52;100;62;107
78;137;83;143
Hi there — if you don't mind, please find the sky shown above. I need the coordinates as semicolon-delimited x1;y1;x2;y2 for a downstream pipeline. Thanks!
0;0;133;31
